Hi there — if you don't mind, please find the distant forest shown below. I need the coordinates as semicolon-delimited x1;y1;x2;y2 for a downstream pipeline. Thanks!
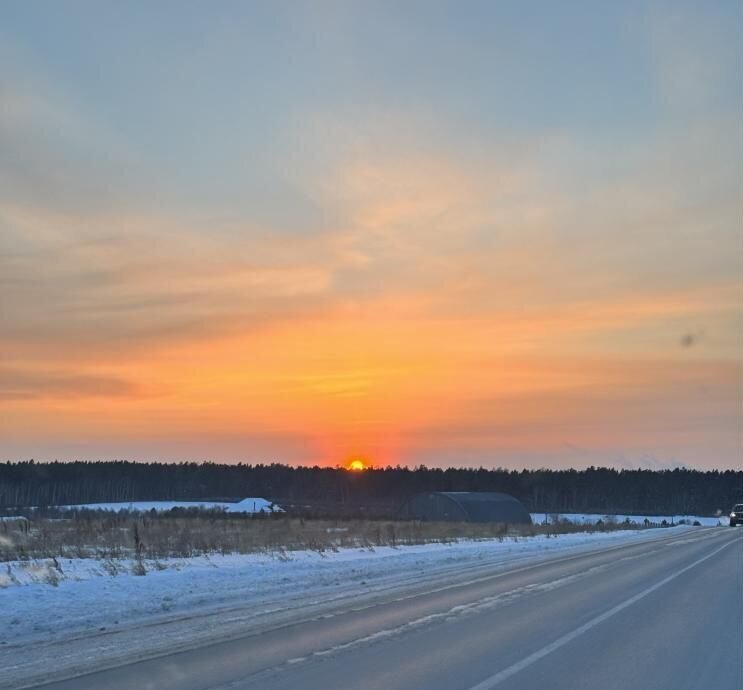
1;461;741;517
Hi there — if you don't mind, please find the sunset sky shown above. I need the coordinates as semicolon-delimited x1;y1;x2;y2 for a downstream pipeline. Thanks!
1;1;741;470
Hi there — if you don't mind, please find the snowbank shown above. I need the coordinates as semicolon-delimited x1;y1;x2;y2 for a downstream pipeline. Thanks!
530;512;730;527
0;526;702;638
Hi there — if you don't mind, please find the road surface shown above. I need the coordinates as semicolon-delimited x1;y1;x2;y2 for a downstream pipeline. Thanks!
17;528;743;690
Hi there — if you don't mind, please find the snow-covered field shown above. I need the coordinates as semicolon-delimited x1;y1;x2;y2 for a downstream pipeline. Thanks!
0;524;725;689
55;497;283;513
530;512;729;527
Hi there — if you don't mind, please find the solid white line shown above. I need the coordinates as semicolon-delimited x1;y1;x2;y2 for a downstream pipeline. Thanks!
467;536;739;690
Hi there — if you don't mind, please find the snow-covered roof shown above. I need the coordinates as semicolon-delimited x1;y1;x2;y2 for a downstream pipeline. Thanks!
226;498;282;513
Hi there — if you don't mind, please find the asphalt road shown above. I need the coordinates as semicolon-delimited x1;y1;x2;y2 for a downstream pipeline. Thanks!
26;528;743;690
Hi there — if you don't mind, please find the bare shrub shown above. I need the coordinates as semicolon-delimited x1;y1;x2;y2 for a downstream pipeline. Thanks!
0;511;652;563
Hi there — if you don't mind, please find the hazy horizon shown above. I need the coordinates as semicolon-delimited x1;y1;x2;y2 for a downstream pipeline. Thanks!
1;1;741;470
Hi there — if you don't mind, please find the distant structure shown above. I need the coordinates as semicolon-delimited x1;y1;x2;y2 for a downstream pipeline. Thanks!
401;491;532;524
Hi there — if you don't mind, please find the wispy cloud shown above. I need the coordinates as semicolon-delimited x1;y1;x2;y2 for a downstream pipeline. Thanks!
0;367;139;400
0;1;740;468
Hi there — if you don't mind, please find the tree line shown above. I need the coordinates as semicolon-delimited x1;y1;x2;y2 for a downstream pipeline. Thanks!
1;461;741;517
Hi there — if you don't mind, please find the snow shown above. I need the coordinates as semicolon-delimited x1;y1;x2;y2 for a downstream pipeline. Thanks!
530;512;730;527
55;497;283;513
0;523;726;688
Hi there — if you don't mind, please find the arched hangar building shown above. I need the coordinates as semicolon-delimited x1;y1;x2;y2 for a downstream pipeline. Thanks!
401;491;532;524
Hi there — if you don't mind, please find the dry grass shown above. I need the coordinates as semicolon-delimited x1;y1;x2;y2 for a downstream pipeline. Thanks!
0;513;650;562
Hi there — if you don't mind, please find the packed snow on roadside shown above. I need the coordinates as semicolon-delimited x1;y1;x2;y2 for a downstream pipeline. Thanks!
2;524;726;689
0;525;707;649
530;512;730;527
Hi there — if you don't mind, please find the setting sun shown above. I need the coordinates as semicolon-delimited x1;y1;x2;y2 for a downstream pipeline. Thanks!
347;459;367;472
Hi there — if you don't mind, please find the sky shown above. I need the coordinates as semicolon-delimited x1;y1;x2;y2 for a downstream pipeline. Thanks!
1;1;741;470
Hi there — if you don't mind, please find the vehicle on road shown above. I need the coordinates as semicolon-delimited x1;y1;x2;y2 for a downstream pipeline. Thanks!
730;505;743;526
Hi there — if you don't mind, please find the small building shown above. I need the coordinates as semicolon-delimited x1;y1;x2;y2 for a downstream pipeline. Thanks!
401;491;531;524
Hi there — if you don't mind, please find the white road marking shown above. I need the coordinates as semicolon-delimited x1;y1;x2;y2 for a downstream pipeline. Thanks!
289;563;612;663
467;536;739;690
281;549;660;667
